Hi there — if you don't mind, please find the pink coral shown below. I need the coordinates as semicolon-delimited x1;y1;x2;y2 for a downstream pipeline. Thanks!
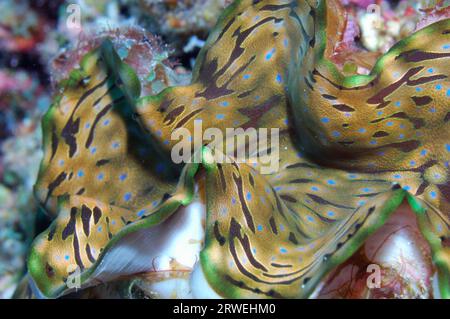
341;0;377;9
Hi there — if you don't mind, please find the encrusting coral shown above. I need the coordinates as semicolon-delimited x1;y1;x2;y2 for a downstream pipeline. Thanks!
24;0;450;298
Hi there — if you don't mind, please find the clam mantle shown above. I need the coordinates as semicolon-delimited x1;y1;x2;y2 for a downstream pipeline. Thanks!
26;0;450;298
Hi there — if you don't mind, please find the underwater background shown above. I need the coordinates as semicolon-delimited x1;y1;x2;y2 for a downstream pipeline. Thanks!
0;0;448;299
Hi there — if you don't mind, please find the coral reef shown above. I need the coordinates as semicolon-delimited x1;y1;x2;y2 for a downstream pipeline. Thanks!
49;27;190;94
0;69;49;299
131;0;230;37
0;0;51;53
0;127;42;298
